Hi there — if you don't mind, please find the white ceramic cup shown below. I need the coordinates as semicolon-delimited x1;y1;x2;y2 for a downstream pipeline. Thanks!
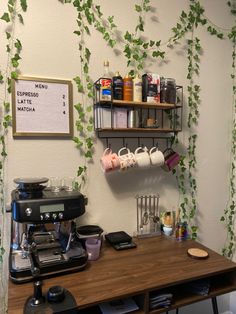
134;146;150;169
118;147;136;171
163;225;173;236
149;147;165;167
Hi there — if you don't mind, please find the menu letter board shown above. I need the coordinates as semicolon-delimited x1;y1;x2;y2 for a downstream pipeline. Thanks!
12;76;73;137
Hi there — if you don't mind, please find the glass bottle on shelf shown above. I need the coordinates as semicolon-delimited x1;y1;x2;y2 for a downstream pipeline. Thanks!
112;71;123;100
160;78;176;104
123;74;133;101
133;74;142;102
100;60;112;101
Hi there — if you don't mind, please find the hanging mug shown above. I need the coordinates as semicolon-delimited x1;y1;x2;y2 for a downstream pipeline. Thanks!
162;148;180;172
149;147;165;167
100;148;120;173
134;146;150;169
118;147;136;171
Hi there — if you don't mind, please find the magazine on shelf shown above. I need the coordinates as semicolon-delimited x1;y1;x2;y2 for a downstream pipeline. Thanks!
99;297;139;314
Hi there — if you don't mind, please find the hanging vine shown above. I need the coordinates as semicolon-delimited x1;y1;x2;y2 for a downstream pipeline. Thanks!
72;0;95;191
169;0;226;240
221;24;236;259
63;0;232;243
56;0;236;254
0;0;27;311
65;0;168;190
0;2;235;313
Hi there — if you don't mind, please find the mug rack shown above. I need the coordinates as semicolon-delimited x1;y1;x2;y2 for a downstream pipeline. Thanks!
102;136;174;151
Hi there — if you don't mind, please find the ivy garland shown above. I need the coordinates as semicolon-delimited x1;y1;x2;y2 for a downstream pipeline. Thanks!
169;0;225;240
221;21;236;259
66;0;168;189
0;0;27;311
0;5;235;303
60;0;236;248
0;1;235;312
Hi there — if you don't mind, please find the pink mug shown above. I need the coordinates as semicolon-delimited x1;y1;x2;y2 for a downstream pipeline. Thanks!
100;148;120;173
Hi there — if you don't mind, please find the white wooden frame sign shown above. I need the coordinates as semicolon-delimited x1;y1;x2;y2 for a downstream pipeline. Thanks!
12;76;73;137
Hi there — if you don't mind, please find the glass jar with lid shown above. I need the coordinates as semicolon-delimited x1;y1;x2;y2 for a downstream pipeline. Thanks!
160;78;176;104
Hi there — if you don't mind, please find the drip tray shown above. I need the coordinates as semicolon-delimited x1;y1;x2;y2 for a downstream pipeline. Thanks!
38;249;64;264
11;250;31;271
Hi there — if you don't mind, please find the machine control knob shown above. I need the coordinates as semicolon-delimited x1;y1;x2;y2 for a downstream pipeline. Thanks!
58;212;63;219
44;213;50;220
52;213;57;220
25;207;32;216
40;214;44;221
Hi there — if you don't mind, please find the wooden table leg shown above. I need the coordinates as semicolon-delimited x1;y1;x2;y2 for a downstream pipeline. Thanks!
211;297;219;314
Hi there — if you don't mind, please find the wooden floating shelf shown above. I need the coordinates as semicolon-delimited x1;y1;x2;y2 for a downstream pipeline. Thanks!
96;128;181;133
98;99;182;109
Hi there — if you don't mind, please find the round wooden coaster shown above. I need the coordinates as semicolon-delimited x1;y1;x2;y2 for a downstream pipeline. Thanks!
187;248;209;259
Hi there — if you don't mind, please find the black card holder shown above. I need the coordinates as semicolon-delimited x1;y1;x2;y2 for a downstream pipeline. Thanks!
105;231;136;250
105;231;132;245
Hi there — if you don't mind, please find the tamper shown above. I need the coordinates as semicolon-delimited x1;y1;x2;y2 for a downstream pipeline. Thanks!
47;285;65;303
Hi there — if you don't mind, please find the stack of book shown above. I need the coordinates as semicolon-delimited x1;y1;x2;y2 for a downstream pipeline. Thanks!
99;298;139;314
188;279;210;296
149;293;173;310
94;106;128;129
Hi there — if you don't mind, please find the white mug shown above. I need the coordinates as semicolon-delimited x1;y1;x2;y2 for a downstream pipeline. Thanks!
118;147;136;171
134;146;150;169
149;147;165;167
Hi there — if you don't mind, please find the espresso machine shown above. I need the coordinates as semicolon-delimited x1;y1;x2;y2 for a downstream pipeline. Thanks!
9;177;88;283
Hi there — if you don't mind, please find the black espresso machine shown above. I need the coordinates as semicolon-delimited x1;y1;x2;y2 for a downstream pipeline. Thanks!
9;177;88;283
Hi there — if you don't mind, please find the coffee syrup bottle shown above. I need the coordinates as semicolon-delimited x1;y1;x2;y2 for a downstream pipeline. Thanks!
133;74;142;102
112;72;123;100
123;74;133;101
100;60;112;101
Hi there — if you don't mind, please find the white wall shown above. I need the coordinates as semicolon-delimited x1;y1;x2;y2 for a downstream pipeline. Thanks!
1;0;235;313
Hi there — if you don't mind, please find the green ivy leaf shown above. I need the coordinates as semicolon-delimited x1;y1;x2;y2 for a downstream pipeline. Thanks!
17;13;24;24
135;5;142;12
1;12;10;22
20;0;27;11
124;31;132;42
74;30;81;36
0;247;5;256
87;125;93;132
85;150;92;158
15;39;22;51
85;48;91;62
4;102;10;112
11;71;18;79
77;166;85;177
95;5;102;18
6;32;11;39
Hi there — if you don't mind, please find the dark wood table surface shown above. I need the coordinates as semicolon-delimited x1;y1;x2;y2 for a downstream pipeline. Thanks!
8;235;236;314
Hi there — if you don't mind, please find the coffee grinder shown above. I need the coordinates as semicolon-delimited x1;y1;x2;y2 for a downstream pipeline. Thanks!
9;177;88;283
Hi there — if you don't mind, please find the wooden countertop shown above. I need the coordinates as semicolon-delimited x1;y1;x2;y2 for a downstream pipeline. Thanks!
8;236;236;314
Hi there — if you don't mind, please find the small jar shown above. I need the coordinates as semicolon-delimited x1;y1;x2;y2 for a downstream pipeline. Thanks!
160;78;176;104
175;222;188;241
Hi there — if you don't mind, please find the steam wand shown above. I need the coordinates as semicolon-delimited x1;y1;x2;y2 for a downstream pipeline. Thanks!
28;242;45;306
23;241;46;313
